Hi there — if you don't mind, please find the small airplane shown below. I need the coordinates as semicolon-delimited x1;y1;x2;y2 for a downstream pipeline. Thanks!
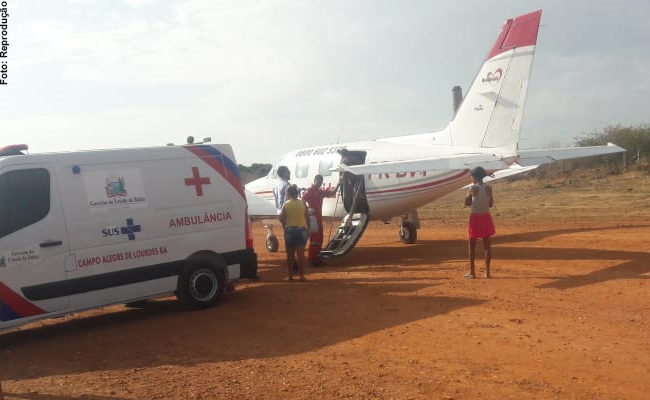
246;10;624;256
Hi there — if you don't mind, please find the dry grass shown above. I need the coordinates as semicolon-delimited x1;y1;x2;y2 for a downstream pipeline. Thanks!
420;169;650;228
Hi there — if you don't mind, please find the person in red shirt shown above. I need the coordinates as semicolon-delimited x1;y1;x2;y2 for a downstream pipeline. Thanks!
302;175;337;266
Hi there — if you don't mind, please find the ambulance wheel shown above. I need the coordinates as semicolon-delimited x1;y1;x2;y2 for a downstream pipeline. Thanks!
399;222;417;244
177;263;224;309
266;234;279;252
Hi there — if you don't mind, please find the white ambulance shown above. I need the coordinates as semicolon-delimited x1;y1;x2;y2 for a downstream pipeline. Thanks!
0;143;257;331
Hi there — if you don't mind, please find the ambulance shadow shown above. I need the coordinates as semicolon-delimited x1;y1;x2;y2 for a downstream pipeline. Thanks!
0;391;129;400
0;276;482;381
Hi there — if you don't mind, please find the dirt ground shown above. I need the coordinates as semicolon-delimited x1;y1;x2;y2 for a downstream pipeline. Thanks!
1;172;649;400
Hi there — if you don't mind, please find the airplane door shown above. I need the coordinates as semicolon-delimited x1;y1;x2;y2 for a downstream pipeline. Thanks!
0;165;70;325
340;151;369;214
321;150;370;258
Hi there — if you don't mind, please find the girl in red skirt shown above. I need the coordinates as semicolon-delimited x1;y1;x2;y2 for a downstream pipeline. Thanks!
464;166;495;279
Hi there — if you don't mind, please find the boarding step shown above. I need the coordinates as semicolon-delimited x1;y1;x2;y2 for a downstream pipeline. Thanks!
320;213;369;258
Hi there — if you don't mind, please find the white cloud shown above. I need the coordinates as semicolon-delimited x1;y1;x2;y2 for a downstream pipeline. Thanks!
26;0;320;90
123;0;157;6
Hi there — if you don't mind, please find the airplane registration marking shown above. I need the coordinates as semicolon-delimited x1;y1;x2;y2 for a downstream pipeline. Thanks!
366;170;469;195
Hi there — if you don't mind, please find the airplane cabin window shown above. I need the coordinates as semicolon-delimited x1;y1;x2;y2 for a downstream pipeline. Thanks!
0;168;51;238
295;161;309;178
319;160;334;176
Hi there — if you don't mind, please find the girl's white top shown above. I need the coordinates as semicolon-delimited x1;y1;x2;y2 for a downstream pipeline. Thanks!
471;183;490;214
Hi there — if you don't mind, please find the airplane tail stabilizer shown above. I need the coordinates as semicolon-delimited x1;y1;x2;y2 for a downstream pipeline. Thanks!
449;10;542;152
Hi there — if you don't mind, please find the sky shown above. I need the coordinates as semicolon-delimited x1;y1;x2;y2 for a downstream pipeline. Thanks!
2;0;650;164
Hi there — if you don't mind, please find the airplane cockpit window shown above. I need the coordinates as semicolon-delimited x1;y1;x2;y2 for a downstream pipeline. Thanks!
295;161;309;178
319;160;334;176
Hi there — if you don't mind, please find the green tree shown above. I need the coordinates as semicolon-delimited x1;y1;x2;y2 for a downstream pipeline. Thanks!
238;163;272;184
576;124;650;165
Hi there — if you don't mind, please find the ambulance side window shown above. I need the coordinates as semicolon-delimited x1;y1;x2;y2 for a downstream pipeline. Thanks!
0;169;50;239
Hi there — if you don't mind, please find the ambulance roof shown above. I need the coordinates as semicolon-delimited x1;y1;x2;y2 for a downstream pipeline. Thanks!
0;144;237;166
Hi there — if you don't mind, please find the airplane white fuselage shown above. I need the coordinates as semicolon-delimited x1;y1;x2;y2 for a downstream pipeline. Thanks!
246;10;623;229
246;138;506;221
246;10;584;224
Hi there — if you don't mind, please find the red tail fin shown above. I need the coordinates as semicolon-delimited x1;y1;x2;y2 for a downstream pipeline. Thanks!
487;10;542;61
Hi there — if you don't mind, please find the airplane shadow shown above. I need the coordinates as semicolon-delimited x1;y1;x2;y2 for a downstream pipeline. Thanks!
0;274;481;381
493;224;650;245
286;224;650;290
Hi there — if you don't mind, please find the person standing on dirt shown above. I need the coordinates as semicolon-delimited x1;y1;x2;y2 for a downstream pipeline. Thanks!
279;184;310;281
464;166;495;279
273;166;291;214
302;174;337;266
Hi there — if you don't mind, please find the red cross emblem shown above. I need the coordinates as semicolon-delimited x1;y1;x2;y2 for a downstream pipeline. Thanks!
185;167;211;196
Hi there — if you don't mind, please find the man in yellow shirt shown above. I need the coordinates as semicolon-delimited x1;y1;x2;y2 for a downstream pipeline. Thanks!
279;184;310;281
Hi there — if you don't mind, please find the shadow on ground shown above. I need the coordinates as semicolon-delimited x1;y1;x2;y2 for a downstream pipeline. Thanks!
2;225;648;382
0;390;130;400
0;272;480;381
300;224;650;289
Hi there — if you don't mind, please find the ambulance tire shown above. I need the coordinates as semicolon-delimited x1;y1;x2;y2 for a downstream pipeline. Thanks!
177;262;225;310
399;222;417;244
266;234;279;252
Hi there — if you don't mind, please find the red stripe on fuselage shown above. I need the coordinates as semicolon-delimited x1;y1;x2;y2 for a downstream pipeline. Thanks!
0;280;46;317
366;170;469;195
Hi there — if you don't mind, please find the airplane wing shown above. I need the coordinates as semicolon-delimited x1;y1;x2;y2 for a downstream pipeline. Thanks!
516;143;624;166
461;163;538;188
341;153;511;175
484;163;539;183
245;189;278;219
342;143;625;175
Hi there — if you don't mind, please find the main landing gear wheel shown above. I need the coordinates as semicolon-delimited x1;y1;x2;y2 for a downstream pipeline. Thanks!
266;234;279;252
399;221;418;244
177;263;224;309
264;225;279;252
